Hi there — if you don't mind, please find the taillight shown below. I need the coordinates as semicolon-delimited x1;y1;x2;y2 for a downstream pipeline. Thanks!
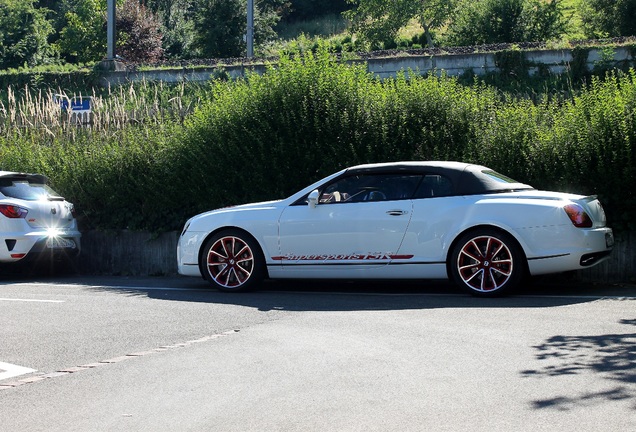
564;204;593;228
0;204;28;219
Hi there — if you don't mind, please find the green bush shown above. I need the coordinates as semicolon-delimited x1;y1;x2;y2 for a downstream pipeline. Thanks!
468;71;636;232
171;51;495;214
0;51;635;234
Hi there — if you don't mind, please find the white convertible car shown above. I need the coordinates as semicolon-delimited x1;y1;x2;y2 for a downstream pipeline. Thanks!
178;162;614;296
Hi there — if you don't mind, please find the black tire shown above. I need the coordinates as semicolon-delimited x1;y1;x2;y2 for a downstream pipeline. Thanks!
449;228;524;297
200;229;265;292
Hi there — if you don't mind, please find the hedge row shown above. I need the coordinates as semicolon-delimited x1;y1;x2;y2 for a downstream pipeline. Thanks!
1;51;634;233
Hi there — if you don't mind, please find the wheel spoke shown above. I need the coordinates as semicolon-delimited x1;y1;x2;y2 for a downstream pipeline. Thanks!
483;268;497;291
208;249;228;262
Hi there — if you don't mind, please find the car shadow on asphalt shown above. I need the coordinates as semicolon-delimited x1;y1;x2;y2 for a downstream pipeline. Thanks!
3;271;631;312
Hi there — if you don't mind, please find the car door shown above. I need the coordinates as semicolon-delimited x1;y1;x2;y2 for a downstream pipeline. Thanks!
276;173;421;277
397;173;461;266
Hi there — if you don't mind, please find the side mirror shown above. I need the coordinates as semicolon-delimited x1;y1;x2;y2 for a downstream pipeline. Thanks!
308;189;319;208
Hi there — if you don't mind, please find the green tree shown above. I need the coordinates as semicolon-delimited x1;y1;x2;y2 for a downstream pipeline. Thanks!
144;0;197;59
0;0;56;68
445;0;566;46
191;0;244;58
579;0;636;38
344;0;458;48
57;0;113;62
192;0;284;58
285;0;345;22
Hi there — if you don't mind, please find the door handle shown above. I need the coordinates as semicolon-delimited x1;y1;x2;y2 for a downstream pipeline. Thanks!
386;210;408;216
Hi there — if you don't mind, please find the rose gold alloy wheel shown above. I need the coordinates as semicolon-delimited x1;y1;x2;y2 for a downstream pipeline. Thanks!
450;229;524;296
457;235;513;292
206;235;255;289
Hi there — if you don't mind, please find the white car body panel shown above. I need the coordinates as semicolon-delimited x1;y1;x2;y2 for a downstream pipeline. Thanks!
0;172;81;263
177;162;613;287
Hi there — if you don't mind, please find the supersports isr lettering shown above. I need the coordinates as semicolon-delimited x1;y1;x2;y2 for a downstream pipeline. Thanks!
271;253;414;261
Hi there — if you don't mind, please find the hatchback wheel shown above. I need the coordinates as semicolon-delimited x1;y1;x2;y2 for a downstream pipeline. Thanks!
201;230;265;292
450;229;524;297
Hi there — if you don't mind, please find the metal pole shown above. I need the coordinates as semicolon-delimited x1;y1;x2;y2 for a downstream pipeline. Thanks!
247;0;254;58
107;0;116;60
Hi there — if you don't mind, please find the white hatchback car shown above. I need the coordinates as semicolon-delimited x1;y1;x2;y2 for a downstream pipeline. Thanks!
0;171;81;264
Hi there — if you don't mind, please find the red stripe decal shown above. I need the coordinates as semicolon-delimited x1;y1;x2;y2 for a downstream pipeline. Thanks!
270;254;414;261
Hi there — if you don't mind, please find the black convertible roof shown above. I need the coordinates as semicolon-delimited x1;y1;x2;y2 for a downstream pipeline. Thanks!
344;161;534;195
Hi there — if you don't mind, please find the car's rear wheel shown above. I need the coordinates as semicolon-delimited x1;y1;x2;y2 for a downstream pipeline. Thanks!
201;230;265;292
449;229;524;297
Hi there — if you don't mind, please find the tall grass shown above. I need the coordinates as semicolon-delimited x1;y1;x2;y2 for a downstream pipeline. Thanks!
0;80;206;135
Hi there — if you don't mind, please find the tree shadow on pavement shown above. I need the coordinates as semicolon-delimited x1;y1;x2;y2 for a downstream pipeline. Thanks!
521;318;636;411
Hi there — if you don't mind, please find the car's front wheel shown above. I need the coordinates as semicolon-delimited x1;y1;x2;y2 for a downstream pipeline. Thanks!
449;229;524;297
201;230;265;292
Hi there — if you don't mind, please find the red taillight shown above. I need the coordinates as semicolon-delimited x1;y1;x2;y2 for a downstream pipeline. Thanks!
0;204;28;219
564;204;593;228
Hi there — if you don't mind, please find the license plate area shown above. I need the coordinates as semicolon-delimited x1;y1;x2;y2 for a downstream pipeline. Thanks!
46;237;77;249
605;232;615;248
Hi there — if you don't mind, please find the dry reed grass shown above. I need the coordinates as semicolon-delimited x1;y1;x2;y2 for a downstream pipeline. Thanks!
0;81;201;139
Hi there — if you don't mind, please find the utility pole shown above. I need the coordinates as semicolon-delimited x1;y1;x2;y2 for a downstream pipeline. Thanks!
100;0;124;71
107;0;116;61
247;0;254;58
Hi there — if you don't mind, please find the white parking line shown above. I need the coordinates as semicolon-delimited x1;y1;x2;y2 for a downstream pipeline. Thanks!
0;330;239;390
0;298;65;303
0;362;36;381
9;283;197;292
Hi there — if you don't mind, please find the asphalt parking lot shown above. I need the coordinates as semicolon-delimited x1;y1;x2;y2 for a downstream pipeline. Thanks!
1;274;635;431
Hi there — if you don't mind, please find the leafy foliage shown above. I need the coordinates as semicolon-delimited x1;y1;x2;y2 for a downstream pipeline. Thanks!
191;0;285;58
56;0;164;63
445;0;567;46
57;0;112;63
191;0;246;58
144;0;196;59
116;0;164;62
344;0;458;48
579;0;636;39
283;0;347;22
0;0;56;69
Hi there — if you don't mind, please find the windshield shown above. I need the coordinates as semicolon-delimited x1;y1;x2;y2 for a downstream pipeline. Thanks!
0;180;63;201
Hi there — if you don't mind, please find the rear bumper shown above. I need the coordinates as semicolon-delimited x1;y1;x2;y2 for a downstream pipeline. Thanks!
0;231;81;263
527;227;613;275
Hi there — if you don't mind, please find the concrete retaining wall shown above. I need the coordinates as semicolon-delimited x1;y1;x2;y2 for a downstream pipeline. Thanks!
78;230;634;283
78;230;179;276
100;46;635;86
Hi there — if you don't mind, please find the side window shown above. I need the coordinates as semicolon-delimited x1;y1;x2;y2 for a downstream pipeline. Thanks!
414;175;453;198
319;174;422;204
